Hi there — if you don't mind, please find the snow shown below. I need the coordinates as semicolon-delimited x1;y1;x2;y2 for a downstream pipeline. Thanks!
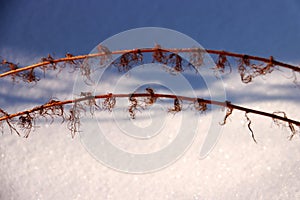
0;58;300;200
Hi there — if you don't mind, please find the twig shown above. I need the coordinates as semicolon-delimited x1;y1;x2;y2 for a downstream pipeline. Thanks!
1;48;299;78
0;93;299;138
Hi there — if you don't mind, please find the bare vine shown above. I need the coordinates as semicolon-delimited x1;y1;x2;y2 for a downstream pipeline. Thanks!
1;46;299;85
0;91;299;141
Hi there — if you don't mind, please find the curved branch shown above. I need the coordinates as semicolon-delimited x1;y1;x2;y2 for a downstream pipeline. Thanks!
1;92;299;127
1;48;299;78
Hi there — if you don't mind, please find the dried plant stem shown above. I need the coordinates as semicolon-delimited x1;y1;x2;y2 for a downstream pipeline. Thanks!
1;48;299;78
1;93;299;127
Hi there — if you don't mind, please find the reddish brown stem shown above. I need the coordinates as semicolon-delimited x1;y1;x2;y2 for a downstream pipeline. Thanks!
1;93;299;127
1;48;299;78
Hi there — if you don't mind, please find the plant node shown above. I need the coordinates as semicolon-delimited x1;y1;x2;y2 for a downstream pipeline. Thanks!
273;111;298;140
144;87;157;105
194;99;207;113
168;98;182;113
220;104;233;125
102;94;116;112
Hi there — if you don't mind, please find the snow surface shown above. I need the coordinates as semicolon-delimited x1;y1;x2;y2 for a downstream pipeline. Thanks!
0;61;300;200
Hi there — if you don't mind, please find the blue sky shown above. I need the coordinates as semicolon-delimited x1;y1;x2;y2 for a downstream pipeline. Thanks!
1;0;300;62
